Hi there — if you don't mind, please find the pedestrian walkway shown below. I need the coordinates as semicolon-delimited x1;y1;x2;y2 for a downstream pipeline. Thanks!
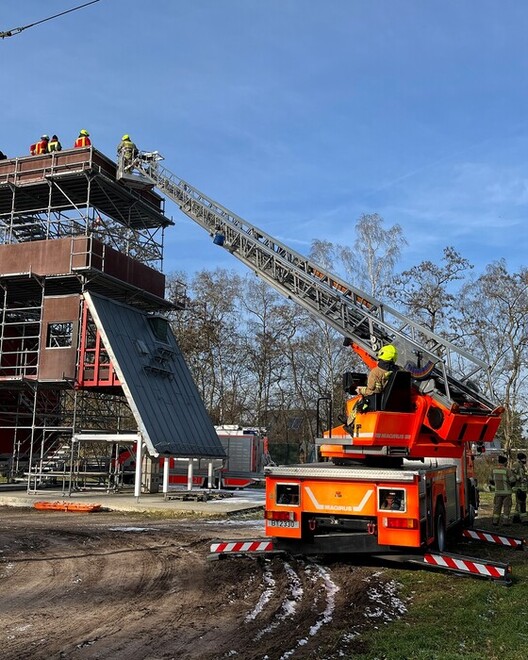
0;486;265;517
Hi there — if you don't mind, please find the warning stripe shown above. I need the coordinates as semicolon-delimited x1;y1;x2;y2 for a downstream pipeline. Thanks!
462;528;524;548
210;540;274;554
423;553;506;579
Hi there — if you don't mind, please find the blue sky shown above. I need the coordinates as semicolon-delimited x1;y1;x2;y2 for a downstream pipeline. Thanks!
2;1;527;280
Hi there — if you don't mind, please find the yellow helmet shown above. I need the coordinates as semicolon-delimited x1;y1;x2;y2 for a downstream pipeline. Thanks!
80;129;89;136
378;344;398;362
122;134;130;141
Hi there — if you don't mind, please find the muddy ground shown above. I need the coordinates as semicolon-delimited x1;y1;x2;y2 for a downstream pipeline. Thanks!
0;506;414;660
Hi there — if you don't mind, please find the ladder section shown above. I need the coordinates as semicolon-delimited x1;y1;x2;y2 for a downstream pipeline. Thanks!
131;154;496;413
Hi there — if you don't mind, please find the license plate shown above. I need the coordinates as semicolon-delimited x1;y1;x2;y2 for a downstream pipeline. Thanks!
267;520;299;528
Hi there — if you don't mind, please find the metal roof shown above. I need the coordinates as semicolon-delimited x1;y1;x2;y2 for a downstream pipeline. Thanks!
85;292;225;459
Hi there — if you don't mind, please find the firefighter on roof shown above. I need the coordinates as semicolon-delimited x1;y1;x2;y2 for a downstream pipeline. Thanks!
489;455;516;525
30;135;49;155
47;134;62;152
74;129;91;148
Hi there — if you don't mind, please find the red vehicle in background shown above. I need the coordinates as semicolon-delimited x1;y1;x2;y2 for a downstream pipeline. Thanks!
163;425;271;489
115;425;270;490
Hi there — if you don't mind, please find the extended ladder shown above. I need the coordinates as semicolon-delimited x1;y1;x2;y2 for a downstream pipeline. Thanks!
127;152;496;413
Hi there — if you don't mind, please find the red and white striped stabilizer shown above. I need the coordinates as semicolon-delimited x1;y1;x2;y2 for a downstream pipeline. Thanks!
210;540;275;555
462;528;525;549
422;552;510;581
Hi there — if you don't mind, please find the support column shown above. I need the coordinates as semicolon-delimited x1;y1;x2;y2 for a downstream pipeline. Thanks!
187;459;193;491
163;456;170;499
134;434;142;501
207;460;213;489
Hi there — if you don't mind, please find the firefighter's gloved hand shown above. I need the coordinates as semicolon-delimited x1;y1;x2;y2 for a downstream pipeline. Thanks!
356;386;366;395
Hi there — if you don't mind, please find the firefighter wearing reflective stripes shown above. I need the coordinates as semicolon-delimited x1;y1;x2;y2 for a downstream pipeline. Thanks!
47;135;62;152
490;455;515;525
117;134;138;171
31;135;49;155
511;452;527;524
74;129;91;148
345;344;399;433
356;344;399;396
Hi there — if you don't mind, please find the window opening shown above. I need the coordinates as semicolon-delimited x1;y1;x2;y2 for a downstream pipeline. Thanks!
378;488;406;512
46;322;73;348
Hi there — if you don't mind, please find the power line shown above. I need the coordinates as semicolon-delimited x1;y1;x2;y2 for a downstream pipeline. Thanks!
1;0;101;39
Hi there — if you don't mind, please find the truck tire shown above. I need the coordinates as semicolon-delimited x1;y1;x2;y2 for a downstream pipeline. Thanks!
466;503;476;528
433;505;446;552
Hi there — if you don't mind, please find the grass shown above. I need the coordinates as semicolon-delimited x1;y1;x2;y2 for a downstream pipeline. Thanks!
351;493;528;660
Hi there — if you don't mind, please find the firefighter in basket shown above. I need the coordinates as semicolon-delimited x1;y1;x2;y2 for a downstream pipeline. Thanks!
345;344;399;434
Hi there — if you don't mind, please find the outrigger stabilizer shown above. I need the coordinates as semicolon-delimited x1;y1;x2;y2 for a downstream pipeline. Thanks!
209;528;524;586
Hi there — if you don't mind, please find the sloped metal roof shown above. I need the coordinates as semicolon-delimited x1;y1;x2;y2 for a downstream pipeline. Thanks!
85;292;225;458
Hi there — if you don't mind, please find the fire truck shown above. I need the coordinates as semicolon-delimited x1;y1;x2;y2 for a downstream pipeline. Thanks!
114;425;269;489
264;339;502;555
165;425;269;489
122;152;522;580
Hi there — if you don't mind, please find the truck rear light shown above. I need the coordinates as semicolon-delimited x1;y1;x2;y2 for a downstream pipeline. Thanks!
265;510;297;522
383;517;417;530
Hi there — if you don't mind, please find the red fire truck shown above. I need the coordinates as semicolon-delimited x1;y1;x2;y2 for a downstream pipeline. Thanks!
165;425;269;489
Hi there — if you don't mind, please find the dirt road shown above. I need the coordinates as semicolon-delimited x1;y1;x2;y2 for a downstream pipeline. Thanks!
0;507;407;660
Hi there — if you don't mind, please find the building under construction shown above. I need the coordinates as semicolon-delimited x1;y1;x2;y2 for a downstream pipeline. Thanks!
0;147;225;493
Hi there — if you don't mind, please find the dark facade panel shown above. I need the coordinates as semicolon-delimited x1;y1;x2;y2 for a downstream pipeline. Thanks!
86;292;225;459
0;239;73;277
39;294;80;381
97;243;166;298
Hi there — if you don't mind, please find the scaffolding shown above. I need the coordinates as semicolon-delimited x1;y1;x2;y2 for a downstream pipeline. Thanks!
0;146;171;268
0;147;186;492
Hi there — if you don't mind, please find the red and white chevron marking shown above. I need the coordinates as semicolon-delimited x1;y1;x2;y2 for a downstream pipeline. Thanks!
423;553;508;579
210;540;274;554
462;528;524;549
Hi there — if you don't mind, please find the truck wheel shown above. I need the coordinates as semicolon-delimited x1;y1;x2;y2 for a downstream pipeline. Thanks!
434;506;446;552
466;504;476;528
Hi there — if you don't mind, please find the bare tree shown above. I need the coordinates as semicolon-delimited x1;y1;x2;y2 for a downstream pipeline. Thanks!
389;246;472;335
240;277;289;428
456;261;528;453
340;213;406;296
167;269;248;424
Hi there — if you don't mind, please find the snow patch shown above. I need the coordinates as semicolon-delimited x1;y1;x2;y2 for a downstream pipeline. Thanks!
279;563;340;659
363;580;408;621
245;562;276;622
13;624;32;632
253;562;304;640
107;527;159;532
